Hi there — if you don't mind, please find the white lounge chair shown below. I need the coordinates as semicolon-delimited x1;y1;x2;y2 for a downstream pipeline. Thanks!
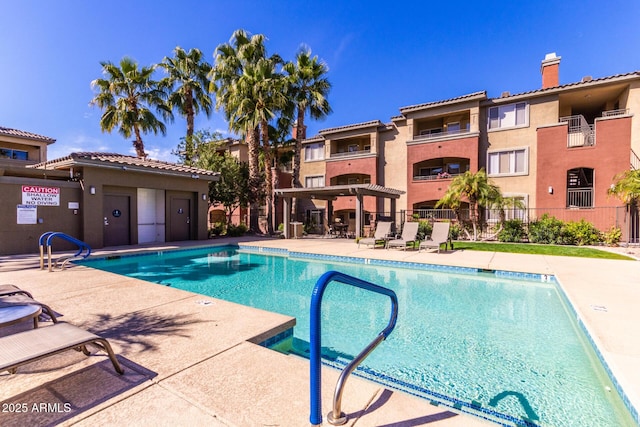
358;221;392;248
386;222;420;250
419;222;451;253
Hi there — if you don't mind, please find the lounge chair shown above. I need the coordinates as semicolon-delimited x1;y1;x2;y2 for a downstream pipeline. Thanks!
358;221;392;248
0;285;58;323
419;222;451;253
0;322;124;375
386;222;420;250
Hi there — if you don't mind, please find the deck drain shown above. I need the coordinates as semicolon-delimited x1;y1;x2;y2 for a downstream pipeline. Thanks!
196;300;214;306
590;305;608;312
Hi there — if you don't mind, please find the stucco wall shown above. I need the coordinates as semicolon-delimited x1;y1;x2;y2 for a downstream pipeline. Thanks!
0;177;82;255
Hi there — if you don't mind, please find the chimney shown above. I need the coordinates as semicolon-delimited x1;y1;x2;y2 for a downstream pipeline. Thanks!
540;52;561;89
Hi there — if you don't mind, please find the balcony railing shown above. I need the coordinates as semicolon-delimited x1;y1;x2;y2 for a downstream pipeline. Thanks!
413;128;471;141
632;149;640;170
560;115;595;147
567;188;593;208
413;172;461;181
330;149;371;159
602;108;630;117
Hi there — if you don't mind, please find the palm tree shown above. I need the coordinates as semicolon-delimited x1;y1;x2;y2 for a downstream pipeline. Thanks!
160;47;213;166
436;168;501;240
284;47;332;188
233;56;288;234
608;169;640;206
210;29;268;231
90;57;172;158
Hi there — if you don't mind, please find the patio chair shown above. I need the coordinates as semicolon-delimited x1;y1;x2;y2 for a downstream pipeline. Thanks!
358;221;393;248
386;222;420;250
0;285;58;323
0;322;124;375
419;222;451;253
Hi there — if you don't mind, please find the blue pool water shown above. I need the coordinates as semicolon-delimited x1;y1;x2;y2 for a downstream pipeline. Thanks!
81;245;636;427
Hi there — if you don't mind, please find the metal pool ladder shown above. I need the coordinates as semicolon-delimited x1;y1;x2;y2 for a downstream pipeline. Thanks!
309;271;398;426
39;232;92;271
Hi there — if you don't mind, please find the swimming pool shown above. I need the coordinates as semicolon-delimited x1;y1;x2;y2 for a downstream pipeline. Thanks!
81;245;636;427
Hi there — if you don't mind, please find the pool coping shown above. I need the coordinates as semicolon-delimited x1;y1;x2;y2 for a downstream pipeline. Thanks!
79;242;637;425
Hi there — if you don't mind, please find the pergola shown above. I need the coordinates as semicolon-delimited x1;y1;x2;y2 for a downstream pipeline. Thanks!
274;184;405;239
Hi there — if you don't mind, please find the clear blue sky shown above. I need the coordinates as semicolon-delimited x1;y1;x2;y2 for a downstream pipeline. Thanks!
2;0;639;162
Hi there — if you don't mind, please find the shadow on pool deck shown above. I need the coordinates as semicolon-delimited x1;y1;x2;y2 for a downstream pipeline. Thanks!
0;236;638;426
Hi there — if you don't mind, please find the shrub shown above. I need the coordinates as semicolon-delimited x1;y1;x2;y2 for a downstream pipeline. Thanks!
417;220;433;240
603;226;622;246
528;214;565;244
226;223;248;237
449;222;462;240
563;220;602;246
497;219;525;243
209;222;224;237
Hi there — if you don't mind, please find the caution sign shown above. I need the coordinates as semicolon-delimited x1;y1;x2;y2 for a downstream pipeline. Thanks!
22;185;60;206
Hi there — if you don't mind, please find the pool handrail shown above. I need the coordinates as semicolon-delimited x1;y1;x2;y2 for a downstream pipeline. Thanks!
309;270;398;426
39;232;91;271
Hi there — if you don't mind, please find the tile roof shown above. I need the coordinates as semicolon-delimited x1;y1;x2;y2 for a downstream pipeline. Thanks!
485;71;640;102
0;126;56;143
29;152;219;180
399;91;487;113
319;120;384;135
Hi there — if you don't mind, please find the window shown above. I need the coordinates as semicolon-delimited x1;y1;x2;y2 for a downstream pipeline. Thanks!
446;122;460;133
304;143;324;161
0;148;28;160
487;148;527;176
348;144;358;152
567;168;594;208
487;195;528;222
488;102;527;130
305;175;325;188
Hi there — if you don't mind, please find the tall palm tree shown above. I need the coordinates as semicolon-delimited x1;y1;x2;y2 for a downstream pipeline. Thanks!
90;57;172;158
160;47;213;166
284;47;332;188
232;56;288;234
436;168;501;240
210;29;268;231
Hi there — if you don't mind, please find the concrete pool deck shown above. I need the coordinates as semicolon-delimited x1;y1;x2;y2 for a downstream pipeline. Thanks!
0;236;638;426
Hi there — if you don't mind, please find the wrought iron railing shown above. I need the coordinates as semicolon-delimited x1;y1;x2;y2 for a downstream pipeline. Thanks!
329;149;371;159
602;108;630;117
560;115;595;147
566;188;594;208
413;128;471;141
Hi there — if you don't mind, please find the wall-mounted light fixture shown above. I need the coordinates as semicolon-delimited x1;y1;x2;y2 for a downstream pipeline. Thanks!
548;186;553;194
191;174;200;179
90;186;96;195
121;166;127;171
202;193;207;201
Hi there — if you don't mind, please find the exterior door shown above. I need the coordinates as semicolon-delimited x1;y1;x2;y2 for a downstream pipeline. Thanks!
103;195;131;247
170;197;191;241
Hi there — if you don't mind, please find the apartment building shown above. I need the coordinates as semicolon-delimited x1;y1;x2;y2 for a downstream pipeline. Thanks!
297;53;640;241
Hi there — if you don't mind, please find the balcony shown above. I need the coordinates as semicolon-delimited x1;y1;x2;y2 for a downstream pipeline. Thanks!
409;128;472;144
560;115;595;148
567;188;593;208
329;147;371;159
413;172;460;181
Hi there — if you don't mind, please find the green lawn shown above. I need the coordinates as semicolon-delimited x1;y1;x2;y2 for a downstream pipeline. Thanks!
451;241;635;260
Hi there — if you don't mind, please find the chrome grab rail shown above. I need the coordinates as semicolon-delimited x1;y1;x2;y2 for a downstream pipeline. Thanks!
309;271;398;426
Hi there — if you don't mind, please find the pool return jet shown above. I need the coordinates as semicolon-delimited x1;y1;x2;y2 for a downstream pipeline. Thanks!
309;271;398;426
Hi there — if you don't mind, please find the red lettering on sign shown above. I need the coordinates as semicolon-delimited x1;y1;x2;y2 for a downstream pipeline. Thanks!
22;186;60;194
